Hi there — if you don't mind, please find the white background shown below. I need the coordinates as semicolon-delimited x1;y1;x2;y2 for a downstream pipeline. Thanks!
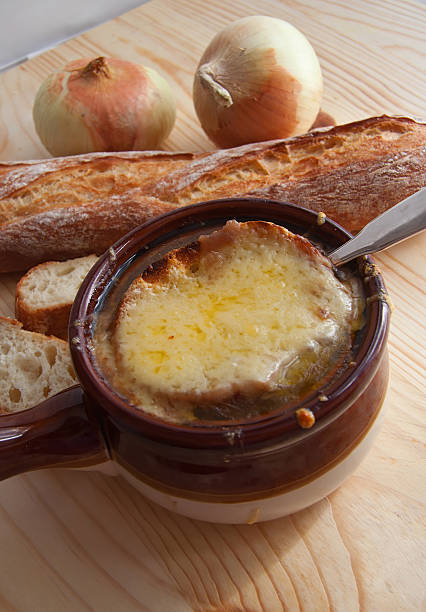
0;0;146;72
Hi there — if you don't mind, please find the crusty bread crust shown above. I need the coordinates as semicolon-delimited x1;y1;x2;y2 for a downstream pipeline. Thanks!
0;115;424;272
0;194;175;271
146;115;425;231
0;150;198;215
16;294;71;341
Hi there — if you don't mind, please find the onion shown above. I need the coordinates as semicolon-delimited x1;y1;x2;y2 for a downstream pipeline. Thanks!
193;16;323;148
33;56;176;156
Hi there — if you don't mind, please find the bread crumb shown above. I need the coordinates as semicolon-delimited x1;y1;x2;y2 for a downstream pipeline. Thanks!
317;211;326;225
86;337;95;354
362;260;380;280
109;246;117;264
296;408;316;429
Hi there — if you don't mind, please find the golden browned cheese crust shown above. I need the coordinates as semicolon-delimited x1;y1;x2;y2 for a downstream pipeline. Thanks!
98;221;361;423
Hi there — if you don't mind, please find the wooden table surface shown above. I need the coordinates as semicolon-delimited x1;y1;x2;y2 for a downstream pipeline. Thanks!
0;1;425;610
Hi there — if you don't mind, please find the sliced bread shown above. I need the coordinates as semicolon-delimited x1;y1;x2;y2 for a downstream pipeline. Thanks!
0;317;77;414
15;255;98;339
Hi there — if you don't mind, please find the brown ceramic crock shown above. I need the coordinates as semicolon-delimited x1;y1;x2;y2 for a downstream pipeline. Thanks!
0;199;391;523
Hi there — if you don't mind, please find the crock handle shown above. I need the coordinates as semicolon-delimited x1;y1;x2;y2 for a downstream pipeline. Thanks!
0;385;109;481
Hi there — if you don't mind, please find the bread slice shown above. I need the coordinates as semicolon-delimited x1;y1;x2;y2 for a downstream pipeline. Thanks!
104;220;358;422
0;115;424;272
15;255;98;339
0;317;77;414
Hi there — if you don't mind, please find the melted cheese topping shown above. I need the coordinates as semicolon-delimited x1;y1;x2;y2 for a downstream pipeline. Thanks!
111;221;356;413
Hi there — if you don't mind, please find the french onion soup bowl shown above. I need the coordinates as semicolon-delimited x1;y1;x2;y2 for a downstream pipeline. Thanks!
0;199;391;524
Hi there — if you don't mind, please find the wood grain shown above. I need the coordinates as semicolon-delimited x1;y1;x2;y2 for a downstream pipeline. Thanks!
0;0;425;610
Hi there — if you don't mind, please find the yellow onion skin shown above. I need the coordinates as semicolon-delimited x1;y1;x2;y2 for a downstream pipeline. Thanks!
33;57;176;156
193;16;323;148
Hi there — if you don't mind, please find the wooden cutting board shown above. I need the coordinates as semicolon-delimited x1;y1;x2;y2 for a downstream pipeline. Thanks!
0;1;425;610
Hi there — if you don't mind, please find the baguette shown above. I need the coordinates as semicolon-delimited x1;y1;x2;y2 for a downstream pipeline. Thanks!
0;115;424;272
15;255;98;339
0;317;77;414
